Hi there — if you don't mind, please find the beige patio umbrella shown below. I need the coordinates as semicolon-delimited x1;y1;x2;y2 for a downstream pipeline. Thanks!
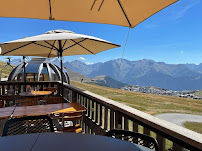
0;0;178;28
0;29;120;97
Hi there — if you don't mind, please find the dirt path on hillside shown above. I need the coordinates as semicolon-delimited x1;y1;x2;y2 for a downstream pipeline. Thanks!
155;113;202;126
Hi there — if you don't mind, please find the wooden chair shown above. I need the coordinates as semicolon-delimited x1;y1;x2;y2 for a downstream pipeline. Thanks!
106;129;159;151
43;97;63;105
57;111;83;133
17;97;38;106
2;115;54;136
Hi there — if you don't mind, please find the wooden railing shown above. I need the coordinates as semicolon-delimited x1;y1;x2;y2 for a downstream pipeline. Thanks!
0;81;201;151
61;82;202;151
0;81;59;96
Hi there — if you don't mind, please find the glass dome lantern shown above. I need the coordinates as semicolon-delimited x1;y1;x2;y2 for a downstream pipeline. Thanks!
8;57;70;84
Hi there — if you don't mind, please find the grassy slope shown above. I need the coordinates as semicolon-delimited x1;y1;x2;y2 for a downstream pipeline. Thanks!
0;61;13;78
184;122;202;134
66;68;91;82
71;81;202;115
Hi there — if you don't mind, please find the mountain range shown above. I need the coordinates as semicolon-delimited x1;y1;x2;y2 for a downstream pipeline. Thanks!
10;58;202;91
63;59;202;91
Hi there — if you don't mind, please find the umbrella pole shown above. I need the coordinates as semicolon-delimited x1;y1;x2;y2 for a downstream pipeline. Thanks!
58;40;64;99
23;56;26;92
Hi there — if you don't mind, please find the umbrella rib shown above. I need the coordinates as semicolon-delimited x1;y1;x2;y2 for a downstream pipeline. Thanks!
98;0;104;11
44;40;59;50
62;40;67;49
32;42;53;49
71;39;94;54
2;41;36;55
90;0;97;10
117;0;132;28
48;40;56;58
63;39;86;51
86;38;121;47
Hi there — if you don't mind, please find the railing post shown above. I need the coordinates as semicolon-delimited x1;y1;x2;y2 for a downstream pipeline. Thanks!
99;104;103;127
124;116;129;130
87;99;90;117
173;143;183;151
157;134;165;151
92;100;95;121
95;102;98;124
133;121;138;132
104;107;108;130
115;111;122;129
71;91;77;103
110;110;115;130
143;127;150;136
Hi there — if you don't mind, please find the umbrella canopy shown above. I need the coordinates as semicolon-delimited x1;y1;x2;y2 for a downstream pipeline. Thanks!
0;30;120;97
0;0;178;28
0;30;120;57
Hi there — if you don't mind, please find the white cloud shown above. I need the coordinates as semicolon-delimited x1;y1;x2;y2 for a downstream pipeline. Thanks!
144;23;159;29
77;57;86;61
175;0;200;20
180;51;184;53
86;62;94;65
147;0;200;27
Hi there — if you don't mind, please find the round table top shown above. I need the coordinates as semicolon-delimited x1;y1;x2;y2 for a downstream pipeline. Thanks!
19;91;52;97
0;133;152;151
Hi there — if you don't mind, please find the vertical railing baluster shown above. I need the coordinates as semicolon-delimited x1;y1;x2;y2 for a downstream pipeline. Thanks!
110;110;114;130
71;91;77;103
115;111;122;129
77;95;80;104
173;143;183;151
84;97;87;108
91;100;94;121
143;127;150;136
133;121;138;132
95;102;98;124
104;107;108;130
124;116;129;130
99;104;103;127
87;99;90;117
157;134;165;151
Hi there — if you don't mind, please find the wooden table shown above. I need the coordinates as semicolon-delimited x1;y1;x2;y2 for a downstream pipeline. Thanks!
0;107;15;119
19;91;52;97
12;103;86;117
0;103;86;119
0;133;152;151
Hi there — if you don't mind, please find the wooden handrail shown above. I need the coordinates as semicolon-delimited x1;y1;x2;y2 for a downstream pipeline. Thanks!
0;81;58;85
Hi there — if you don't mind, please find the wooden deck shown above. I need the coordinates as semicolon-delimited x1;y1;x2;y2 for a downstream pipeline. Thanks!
0;81;201;151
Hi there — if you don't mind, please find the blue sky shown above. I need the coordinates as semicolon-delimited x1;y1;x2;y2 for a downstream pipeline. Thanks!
0;0;201;65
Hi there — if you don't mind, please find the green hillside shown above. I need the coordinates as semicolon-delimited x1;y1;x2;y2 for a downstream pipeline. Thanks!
184;122;202;134
71;80;202;115
0;61;13;78
65;68;91;82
